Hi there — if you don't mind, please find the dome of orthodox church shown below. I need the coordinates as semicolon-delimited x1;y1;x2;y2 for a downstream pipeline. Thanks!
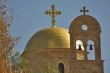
24;27;70;52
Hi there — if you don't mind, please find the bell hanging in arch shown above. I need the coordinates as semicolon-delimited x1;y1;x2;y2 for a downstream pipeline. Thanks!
89;44;93;50
78;45;82;50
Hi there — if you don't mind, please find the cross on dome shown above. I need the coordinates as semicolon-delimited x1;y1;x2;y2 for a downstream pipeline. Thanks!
80;6;89;15
45;4;61;27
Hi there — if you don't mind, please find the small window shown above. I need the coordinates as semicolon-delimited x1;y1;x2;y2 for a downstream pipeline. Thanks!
58;63;64;73
81;24;88;31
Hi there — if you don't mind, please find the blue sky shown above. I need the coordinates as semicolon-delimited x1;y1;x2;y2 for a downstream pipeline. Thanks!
7;0;110;73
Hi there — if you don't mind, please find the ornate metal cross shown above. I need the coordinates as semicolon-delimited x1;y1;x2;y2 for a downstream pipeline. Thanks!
45;4;61;27
80;6;89;15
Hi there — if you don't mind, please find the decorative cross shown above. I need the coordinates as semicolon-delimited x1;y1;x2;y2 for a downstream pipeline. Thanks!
80;6;89;15
45;4;61;27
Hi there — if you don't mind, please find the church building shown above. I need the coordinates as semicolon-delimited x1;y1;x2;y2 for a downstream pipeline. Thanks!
22;4;104;73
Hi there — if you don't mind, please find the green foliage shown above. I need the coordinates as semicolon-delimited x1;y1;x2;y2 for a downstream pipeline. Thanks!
11;52;34;73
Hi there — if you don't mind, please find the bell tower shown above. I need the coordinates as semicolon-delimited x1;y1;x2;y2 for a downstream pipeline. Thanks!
69;6;104;73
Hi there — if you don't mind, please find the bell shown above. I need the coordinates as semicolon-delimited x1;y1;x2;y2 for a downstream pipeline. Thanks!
89;44;93;50
78;45;82;50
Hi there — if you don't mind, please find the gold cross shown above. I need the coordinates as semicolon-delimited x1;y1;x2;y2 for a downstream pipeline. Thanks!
80;6;89;15
45;4;61;27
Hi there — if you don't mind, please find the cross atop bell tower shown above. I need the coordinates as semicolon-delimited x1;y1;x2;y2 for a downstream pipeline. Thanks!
80;6;89;15
45;4;61;28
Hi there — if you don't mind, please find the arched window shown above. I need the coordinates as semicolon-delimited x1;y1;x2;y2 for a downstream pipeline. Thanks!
76;40;84;50
87;40;95;60
58;63;64;73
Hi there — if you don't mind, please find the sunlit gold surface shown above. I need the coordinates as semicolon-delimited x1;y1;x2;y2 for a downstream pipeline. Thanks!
24;27;70;52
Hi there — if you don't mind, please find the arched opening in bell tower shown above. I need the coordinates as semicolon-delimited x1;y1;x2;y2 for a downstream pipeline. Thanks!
76;40;85;60
87;40;95;60
76;40;84;51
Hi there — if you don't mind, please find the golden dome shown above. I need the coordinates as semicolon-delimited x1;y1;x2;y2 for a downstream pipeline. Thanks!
24;27;70;52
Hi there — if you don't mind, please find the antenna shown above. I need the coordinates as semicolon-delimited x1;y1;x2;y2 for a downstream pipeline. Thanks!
52;0;54;4
84;0;87;7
